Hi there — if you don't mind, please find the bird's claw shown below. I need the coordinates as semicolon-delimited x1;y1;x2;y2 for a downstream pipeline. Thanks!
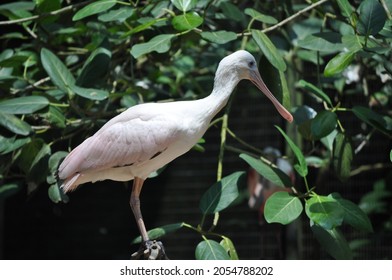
131;240;169;260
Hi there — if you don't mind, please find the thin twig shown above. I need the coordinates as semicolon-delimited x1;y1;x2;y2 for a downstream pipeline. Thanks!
263;0;329;33
226;127;264;155
350;162;392;176
240;0;330;36
11;77;51;95
0;1;92;25
381;0;392;20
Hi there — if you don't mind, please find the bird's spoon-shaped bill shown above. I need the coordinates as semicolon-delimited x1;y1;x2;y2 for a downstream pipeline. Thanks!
250;70;293;123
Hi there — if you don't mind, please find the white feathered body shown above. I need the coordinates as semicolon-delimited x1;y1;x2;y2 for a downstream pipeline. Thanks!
58;96;226;192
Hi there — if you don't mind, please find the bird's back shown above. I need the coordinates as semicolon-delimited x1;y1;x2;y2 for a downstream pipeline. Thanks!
58;100;211;192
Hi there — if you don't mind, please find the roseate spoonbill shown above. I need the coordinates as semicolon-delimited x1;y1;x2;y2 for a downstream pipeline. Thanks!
58;50;293;259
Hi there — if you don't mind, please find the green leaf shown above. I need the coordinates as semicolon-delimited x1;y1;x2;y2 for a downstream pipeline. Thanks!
251;30;286;72
321;129;338;152
48;184;62;203
352;106;392;136
239;154;292;187
41;48;75;93
47;151;68;185
275;126;308;177
35;0;60;23
292;18;324;40
342;35;363;52
244;8;277;24
28;143;51;184
220;2;245;22
195;239;230;260
0;183;22;199
220;236;239;260
0;96;49;115
131;223;184;244
337;0;354;18
0;55;29;67
311;222;353;259
298;80;333;107
257;54;290;111
73;0;117;21
324;51;356;77
297;50;324;65
390;149;392;162
310;111;337;139
357;0;387;36
70;85;109;101
297;32;343;53
306;156;328;168
330;193;373;232
359;179;392;214
97;7;134;22
293;105;317;125
0;136;31;155
305;195;344;230
172;12;203;31
0;111;32;135
264;192;303;225
45;106;66;128
0;2;34;11
171;0;197;12
333;132;353;181
199;171;244;214
279;70;291;110
130;34;176;59
17;139;42;173
200;31;237;44
76;47;112;87
122;18;161;37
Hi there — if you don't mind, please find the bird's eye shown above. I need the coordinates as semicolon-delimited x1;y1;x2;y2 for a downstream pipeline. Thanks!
248;61;255;68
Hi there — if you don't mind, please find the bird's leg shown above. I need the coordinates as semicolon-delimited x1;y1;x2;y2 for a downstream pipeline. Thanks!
130;177;169;260
130;177;149;242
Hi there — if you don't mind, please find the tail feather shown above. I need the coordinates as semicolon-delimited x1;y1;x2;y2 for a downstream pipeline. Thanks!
60;173;81;193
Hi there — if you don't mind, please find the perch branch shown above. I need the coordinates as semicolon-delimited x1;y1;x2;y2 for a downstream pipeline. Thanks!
241;0;330;36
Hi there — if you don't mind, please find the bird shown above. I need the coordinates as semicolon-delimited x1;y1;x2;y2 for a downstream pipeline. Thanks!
57;50;293;258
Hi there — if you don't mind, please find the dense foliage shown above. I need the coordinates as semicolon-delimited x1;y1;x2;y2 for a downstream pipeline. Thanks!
0;0;391;259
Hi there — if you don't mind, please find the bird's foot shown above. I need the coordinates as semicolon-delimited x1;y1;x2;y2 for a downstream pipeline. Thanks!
131;240;169;260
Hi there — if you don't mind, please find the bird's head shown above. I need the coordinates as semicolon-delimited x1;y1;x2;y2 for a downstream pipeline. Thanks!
217;50;293;123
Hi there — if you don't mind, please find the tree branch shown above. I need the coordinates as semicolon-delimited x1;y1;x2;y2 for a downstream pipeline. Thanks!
263;0;330;33
241;0;330;36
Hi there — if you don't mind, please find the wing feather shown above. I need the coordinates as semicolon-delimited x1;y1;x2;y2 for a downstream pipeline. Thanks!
58;106;183;181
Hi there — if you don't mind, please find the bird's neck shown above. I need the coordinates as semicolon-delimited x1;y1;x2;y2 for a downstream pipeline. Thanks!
200;70;240;120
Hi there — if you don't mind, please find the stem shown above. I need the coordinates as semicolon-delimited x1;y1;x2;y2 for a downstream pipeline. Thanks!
216;113;228;181
183;223;225;239
49;102;70;108
303;176;310;193
116;1;132;6
208;116;224;128
241;0;330;36
381;0;392;20
334;107;351;112
226;127;264;155
350;162;392;176
355;129;375;154
200;95;234;232
336;118;345;133
210;96;233;232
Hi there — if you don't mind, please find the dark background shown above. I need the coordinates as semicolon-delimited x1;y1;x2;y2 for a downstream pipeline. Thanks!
1;81;391;260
